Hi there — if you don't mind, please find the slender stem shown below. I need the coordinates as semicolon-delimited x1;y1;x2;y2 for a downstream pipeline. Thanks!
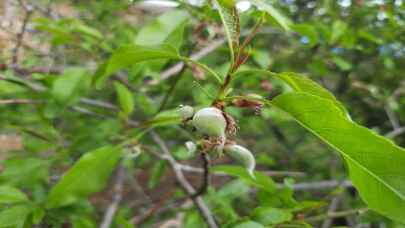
12;0;33;65
305;208;368;223
158;65;187;112
179;56;223;83
192;152;210;198
99;164;125;228
234;16;264;71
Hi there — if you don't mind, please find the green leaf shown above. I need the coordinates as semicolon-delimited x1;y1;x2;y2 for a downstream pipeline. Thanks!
51;68;89;105
329;20;347;44
114;82;134;117
250;0;292;31
252;207;293;225
272;92;405;223
72;23;103;40
46;146;121;208
212;165;277;192
276;72;348;116
0;186;28;204
232;220;265;228
0;158;49;187
235;70;348;115
164;22;186;51
135;10;188;48
93;44;179;89
148;160;167;189
213;0;239;63
332;56;352;71
0;205;32;228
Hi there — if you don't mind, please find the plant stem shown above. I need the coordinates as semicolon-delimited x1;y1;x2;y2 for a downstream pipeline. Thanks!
305;208;368;223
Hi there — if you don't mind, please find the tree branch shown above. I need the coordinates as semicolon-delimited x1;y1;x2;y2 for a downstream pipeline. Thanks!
149;131;218;228
305;208;368;223
11;0;33;65
192;152;210;198
285;180;353;191
99;164;125;228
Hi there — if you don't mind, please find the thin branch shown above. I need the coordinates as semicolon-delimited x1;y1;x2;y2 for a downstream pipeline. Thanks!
11;0;33;65
285;180;353;191
0;99;39;104
149;131;218;228
305;208;368;223
321;194;343;228
99;164;125;228
384;104;400;130
80;98;117;110
192;152;210;198
0;64;63;76
385;126;405;139
131;190;174;225
157;65;187;112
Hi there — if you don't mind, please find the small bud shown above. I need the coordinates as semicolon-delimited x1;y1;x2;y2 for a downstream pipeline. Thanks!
192;107;227;137
185;141;197;154
178;105;194;120
224;144;256;178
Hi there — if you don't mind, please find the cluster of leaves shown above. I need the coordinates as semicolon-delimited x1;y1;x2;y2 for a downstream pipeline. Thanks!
1;0;405;227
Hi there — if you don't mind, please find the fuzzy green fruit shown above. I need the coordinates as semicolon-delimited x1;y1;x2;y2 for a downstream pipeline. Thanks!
224;144;256;178
192;107;226;137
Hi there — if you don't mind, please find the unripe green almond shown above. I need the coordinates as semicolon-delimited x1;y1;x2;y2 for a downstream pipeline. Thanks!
178;105;194;120
224;144;256;178
192;107;226;137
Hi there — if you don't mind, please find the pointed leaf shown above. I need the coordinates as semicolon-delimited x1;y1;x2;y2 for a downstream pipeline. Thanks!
250;0;292;31
0;205;32;228
0;186;29;204
272;92;405;223
212;165;276;192
252;207;293;225
46;146;121;208
135;9;188;48
236;70;348;115
213;0;240;63
93;44;179;89
114;82;134;117
276;72;348;115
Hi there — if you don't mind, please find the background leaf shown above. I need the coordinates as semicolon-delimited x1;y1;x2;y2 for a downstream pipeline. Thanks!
251;207;293;225
250;0;292;31
0;205;32;228
0;186;28;204
51;68;89;105
135;10;188;48
46;146;121;208
93;45;179;88
212;165;277;192
114;82;134;117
